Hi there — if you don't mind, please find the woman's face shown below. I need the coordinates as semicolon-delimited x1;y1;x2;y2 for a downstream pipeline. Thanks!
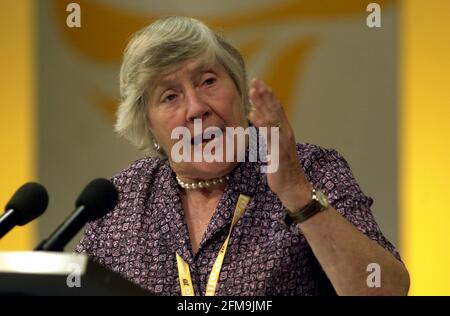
146;57;248;181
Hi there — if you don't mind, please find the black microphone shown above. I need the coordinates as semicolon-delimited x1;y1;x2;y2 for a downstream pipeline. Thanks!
35;178;118;252
0;183;49;239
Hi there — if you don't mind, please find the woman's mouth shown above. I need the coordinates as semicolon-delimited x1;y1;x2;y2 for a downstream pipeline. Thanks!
191;127;224;146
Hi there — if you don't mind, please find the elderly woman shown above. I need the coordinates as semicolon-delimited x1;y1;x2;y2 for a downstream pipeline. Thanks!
76;16;409;296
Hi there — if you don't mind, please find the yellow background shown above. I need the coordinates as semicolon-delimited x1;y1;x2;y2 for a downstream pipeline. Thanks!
400;0;450;296
0;0;36;250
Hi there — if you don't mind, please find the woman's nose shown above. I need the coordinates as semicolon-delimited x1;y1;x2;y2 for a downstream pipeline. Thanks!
185;89;210;123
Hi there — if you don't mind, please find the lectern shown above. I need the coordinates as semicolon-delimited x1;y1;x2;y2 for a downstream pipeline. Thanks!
0;252;152;295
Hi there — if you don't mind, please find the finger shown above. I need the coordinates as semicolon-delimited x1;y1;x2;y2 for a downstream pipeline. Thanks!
250;79;276;113
253;82;286;128
251;79;281;118
256;81;287;124
257;80;282;112
249;85;271;118
248;107;282;130
249;88;282;130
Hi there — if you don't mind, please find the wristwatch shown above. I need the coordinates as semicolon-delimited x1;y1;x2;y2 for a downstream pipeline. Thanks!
285;187;329;225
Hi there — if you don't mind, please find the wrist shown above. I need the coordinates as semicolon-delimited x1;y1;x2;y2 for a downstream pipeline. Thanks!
279;181;313;212
284;185;330;225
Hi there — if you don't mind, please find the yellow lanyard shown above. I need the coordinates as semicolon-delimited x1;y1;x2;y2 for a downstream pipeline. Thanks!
176;194;250;296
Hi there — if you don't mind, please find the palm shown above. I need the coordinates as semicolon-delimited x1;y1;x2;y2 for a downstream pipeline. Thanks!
248;79;310;210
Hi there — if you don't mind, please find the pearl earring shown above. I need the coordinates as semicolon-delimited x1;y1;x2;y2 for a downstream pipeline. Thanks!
153;141;160;151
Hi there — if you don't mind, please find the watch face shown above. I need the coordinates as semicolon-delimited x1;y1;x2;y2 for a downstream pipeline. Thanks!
315;190;329;208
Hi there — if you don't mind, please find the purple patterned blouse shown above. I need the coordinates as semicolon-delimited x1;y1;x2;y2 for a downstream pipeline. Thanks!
75;143;401;296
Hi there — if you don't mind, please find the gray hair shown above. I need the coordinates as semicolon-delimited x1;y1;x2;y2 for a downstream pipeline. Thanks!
115;16;250;155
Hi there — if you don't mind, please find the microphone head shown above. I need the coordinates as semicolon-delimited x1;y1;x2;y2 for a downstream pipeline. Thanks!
75;178;118;221
5;182;49;225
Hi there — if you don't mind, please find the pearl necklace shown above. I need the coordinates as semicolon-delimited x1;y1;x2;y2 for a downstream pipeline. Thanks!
175;175;230;190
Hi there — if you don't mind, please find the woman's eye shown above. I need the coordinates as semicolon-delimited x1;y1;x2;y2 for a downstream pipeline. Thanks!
203;77;216;86
162;94;177;103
